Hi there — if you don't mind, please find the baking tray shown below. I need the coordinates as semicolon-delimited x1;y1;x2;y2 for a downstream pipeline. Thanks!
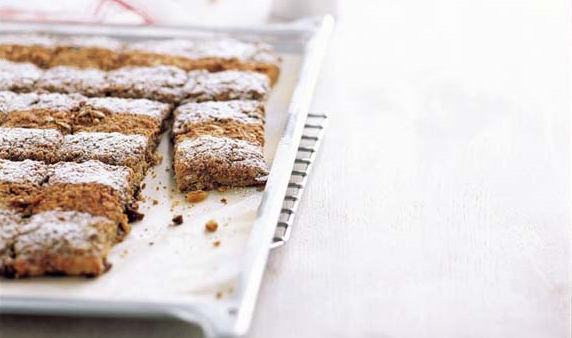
0;15;334;337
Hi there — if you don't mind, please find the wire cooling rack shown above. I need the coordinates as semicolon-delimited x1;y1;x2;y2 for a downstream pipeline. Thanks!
270;113;329;249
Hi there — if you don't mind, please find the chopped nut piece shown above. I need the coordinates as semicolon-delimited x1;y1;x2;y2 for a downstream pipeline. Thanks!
205;219;218;232
55;121;72;131
186;190;208;203
172;214;183;225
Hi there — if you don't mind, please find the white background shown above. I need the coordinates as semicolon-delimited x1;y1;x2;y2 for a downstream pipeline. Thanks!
1;0;570;337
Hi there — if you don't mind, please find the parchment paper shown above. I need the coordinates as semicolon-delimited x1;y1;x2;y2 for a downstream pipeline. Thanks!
0;54;302;305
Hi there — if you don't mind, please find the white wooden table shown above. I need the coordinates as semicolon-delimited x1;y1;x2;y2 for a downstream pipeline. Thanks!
1;1;569;337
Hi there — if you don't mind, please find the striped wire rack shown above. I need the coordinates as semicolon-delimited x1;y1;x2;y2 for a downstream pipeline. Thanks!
270;113;329;249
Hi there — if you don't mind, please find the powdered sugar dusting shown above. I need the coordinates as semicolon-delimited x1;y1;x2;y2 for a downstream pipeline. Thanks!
49;160;132;201
37;66;107;96
0;209;22;255
32;92;84;111
173;100;264;136
184;70;270;102
85;97;170;120
14;210;114;255
177;135;267;168
0;159;48;185
0;92;84;113
0;60;43;92
128;37;279;64
105;65;187;103
0;127;63;159
60;132;147;165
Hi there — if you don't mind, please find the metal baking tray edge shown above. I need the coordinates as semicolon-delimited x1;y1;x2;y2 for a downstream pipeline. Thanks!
0;15;334;338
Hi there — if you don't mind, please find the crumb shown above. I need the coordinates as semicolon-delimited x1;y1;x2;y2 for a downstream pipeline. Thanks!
144;228;148;231
186;190;208;203
205;219;218;232
213;240;221;247
217;186;228;193
155;186;160;191
152;199;159;205
172;200;180;207
220;198;228;204
149;242;154;246
216;291;223;299
165;167;170;173
172;214;183;225
141;183;146;190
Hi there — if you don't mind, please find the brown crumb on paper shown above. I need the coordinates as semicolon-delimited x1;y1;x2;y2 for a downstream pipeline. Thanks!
172;214;183;225
141;183;146;190
216;291;223;299
186;190;208;203
149;242;154;246
220;198;227;204
205;219;218;232
213;240;221;247
152;199;159;205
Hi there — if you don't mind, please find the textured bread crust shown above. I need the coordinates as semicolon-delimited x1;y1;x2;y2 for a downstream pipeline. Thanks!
174;135;269;191
183;70;270;103
0;210;116;278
